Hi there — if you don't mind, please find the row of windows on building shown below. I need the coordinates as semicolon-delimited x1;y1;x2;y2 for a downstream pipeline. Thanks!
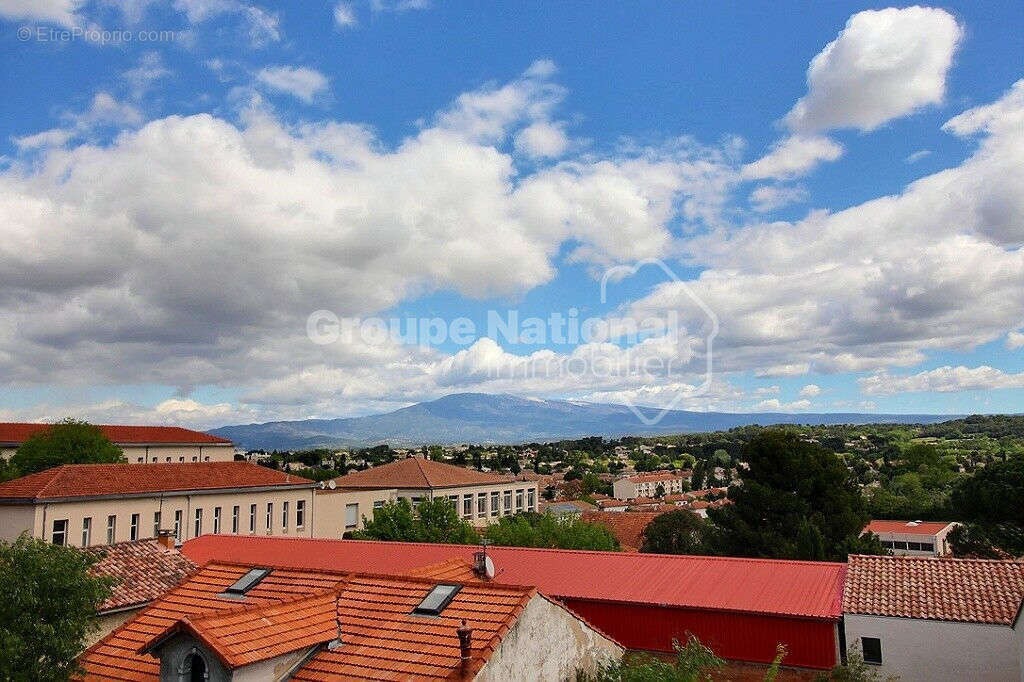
135;455;212;463
343;488;537;531
879;540;935;552
49;500;307;547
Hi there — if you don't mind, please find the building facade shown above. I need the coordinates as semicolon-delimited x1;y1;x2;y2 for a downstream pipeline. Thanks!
0;462;315;547
612;471;687;500
863;520;958;556
0;423;234;463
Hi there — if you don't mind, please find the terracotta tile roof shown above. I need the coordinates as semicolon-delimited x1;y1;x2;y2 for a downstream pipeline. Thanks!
80;561;540;680
333;457;513;490
844;554;1024;625
0;462;313;501
0;422;230;445
83;540;197;613
863;520;955;536
625;471;685;483
580;512;663;552
627;497;659;505
596;499;628;509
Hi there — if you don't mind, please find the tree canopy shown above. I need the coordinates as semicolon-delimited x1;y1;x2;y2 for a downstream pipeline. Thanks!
483;512;620;551
640;510;711;555
0;534;113;681
350;498;479;545
10;420;124;479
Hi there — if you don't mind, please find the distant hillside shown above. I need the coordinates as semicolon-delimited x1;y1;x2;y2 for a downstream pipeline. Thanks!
209;393;961;450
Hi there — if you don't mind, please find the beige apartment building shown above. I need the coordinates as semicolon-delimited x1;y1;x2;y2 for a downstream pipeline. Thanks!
863;520;959;556
612;471;688;500
314;456;539;537
0;423;235;463
0;462;315;547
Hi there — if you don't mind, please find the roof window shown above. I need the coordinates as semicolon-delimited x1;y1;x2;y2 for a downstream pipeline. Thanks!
224;567;272;595
413;584;461;616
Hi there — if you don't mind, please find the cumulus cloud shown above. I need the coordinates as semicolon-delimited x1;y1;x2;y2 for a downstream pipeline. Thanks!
785;7;962;132
172;0;280;45
1007;331;1024;350
748;184;809;212
0;0;81;26
860;365;1024;395
513;121;569;159
799;384;822;397
256;65;330;103
742;135;842;180
755;398;812;411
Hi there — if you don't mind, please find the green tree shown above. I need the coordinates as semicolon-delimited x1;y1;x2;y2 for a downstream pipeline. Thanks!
0;534;113;681
11;420;124;477
706;430;875;561
641;510;710;555
485;512;619;551
581;635;725;682
351;498;478;544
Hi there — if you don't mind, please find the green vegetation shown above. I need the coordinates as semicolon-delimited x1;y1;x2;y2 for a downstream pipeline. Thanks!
349;498;478;545
581;635;725;682
5;419;124;481
483;512;619;551
0;534;113;681
640;510;710;555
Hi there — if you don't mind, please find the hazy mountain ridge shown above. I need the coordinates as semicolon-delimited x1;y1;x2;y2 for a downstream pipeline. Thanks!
209;393;961;450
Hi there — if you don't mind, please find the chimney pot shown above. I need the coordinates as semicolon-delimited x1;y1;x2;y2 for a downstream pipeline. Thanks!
456;619;472;676
156;529;175;549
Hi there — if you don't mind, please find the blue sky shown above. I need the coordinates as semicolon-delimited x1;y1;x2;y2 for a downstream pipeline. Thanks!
0;1;1022;427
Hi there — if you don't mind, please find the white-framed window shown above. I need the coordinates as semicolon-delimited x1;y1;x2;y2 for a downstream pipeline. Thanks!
490;492;499;516
410;496;422;508
51;519;68;546
194;508;203;537
527;489;536;511
174;510;182;541
462;494;473;518
345;503;359;530
106;515;117;544
130;513;140;541
153;511;161;537
282;501;289;531
213;507;221;534
503;490;512;512
81;517;92;547
477;492;486;515
266;503;273;533
249;504;257;533
373;500;385;509
516;489;524;511
232;506;239;533
296;500;305;528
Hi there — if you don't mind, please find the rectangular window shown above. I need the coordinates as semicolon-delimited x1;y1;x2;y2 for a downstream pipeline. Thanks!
345;503;359;530
862;637;882;665
213;507;222;534
516;489;524;511
266;503;273;533
296;500;305;528
527;489;536;511
448;494;458;508
107;515;117;544
490;491;500;516
174;510;182;541
81;517;92;547
893;541;908;550
130;513;140;541
504;490;512;512
373;500;385;509
282;501;289;531
194;508;203;538
477;492;486;514
51;519;68;546
153;511;161;537
463;494;473;518
178;456;184;462
137;457;143;463
165;457;171;462
191;456;198;462
907;541;922;551
249;504;257;533
232;506;239;533
920;542;934;552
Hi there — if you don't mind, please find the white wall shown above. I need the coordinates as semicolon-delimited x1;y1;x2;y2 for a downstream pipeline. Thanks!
844;613;1022;682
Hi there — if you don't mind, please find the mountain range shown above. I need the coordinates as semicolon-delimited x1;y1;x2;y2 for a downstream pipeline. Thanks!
208;393;960;450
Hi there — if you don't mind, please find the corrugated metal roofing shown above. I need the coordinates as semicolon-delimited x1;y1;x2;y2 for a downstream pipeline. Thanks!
183;535;846;620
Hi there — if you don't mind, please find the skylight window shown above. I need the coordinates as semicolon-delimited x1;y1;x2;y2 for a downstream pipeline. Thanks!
413;584;461;616
224;567;272;595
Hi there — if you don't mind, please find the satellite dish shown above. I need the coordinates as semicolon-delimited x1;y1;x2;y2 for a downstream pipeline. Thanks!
483;555;495;580
328;480;337;490
318;481;327;489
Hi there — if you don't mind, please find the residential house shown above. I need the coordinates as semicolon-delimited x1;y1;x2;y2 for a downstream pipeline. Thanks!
0;462;316;546
0;423;234;463
863;520;959;556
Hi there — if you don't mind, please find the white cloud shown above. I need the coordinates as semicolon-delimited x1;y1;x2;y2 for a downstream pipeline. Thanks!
785;7;962;132
860;366;1024;395
123;52;172;100
172;0;280;45
13;93;141;150
513;121;569;159
256;66;329;103
12;128;74;151
748;184;808;212
370;0;429;12
0;0;81;26
755;364;810;378
904;149;931;164
1007;331;1024;350
333;1;357;28
754;398;812;411
943;79;1024;138
799;384;822;397
742;135;842;180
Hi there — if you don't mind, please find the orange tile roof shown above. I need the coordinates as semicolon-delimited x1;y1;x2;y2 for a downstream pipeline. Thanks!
79;562;539;680
844;554;1024;625
0;422;230;445
334;457;513;490
625;471;685;483
596;499;628;509
83;540;197;613
863;520;954;536
580;512;663;552
0;462;313;501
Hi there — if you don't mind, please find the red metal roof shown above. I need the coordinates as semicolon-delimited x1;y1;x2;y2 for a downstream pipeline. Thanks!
334;457;513;490
0;462;313;501
0;422;231;445
183;535;846;620
863;520;954;536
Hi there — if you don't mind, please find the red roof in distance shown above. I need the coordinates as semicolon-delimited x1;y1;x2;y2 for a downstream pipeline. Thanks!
333;456;513;490
0;422;231;445
863;520;955;536
0;462;313;501
183;535;846;621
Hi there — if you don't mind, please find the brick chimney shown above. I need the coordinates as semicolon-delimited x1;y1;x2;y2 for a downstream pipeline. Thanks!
156;529;175;549
456;619;473;677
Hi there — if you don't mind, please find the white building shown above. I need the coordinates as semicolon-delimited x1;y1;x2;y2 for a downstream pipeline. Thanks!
842;554;1024;682
863;520;959;556
0;423;235;463
612;471;687;500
